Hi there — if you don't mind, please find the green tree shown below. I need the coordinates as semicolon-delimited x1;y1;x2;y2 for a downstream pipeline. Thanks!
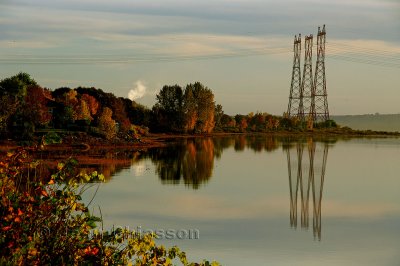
0;72;37;100
214;104;224;130
0;73;39;138
0;95;18;137
153;85;184;132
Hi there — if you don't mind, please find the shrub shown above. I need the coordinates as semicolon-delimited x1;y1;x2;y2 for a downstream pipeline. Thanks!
0;149;218;266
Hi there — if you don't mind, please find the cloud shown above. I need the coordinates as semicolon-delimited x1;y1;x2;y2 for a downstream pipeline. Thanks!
128;81;147;100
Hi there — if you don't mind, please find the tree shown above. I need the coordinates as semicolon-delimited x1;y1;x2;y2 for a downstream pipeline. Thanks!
74;98;92;121
184;82;215;133
183;86;197;133
110;97;130;133
98;107;116;140
81;94;99;116
53;89;80;122
0;73;38;137
220;114;236;128
214;104;224;129
24;85;52;126
0;95;18;136
124;100;151;127
0;72;37;100
153;85;184;132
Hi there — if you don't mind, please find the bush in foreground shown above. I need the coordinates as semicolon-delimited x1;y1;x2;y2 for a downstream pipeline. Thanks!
0;149;218;266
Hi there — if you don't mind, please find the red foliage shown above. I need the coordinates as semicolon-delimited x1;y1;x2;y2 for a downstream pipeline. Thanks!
81;94;99;116
119;118;131;133
25;85;52;125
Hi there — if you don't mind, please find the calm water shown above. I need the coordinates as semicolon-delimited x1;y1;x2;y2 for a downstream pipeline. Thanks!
83;136;400;265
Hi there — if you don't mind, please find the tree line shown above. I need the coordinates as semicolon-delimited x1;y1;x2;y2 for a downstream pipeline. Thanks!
0;72;337;141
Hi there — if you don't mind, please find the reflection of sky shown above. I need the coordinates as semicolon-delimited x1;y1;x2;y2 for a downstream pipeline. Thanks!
1;0;400;115
83;138;400;265
130;161;147;178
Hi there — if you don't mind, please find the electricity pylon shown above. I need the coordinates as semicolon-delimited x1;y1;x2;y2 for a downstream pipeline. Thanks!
287;25;330;123
287;34;302;118
311;25;330;122
300;35;314;120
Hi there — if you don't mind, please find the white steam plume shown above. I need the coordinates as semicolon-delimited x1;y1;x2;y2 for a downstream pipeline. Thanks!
128;81;146;100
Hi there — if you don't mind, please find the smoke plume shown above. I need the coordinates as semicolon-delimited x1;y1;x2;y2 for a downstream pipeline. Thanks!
128;81;146;100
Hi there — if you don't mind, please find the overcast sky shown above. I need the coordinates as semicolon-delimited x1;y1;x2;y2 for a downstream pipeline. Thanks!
0;0;399;115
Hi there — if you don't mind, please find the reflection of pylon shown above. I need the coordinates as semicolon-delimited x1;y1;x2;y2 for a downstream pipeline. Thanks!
287;25;330;123
311;25;330;122
286;139;328;240
287;35;302;118
310;141;328;240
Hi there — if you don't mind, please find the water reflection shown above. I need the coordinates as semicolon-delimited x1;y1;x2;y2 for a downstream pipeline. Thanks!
146;138;214;189
145;136;282;189
285;139;329;240
20;148;141;181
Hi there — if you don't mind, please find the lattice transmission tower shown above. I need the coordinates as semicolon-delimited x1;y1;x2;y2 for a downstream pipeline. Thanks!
287;34;302;118
311;25;329;122
300;34;314;120
287;25;330;123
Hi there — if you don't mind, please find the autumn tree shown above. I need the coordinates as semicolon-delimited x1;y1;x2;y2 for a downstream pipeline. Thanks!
74;98;92;121
235;114;248;132
110;97;130;133
98;107;116;140
220;114;236;128
81;94;99;117
184;82;215;133
182;86;197;133
24;85;52;126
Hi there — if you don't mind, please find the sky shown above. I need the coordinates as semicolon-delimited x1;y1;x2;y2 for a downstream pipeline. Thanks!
0;0;399;115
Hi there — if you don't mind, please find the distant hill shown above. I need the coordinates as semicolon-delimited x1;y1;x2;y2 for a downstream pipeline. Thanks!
332;114;400;132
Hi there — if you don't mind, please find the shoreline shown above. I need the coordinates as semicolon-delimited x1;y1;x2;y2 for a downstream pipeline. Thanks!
1;129;399;153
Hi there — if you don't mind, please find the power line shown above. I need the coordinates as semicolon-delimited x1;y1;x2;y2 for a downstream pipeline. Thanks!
0;41;399;68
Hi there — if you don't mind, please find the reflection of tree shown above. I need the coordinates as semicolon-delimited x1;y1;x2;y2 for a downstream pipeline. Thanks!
213;137;234;159
234;135;246;151
148;135;322;189
233;135;280;153
148;144;185;184
182;138;214;188
286;138;328;240
148;138;214;189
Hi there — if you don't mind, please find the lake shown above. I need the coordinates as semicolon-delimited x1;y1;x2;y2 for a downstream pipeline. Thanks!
81;135;400;265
